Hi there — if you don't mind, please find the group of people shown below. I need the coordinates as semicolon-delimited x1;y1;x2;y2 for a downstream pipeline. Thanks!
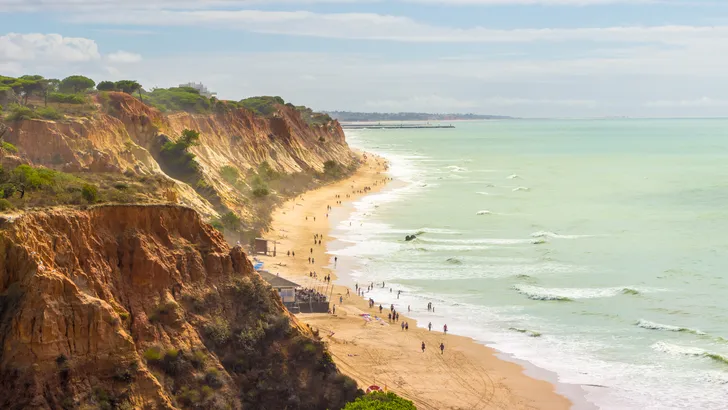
297;288;327;303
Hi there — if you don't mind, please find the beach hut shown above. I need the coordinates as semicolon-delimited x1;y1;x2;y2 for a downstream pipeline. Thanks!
254;238;276;256
258;271;299;304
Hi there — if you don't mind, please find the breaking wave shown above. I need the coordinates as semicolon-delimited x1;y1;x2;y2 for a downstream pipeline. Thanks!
513;285;646;301
531;231;596;239
509;327;542;337
507;174;521;179
476;210;492;215
512;187;530;192
652;342;728;366
636;320;706;335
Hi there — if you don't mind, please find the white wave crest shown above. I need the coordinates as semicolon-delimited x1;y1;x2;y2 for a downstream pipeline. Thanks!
512;186;530;192
513;285;646;301
637;320;706;335
507;174;521;179
531;231;596;239
652;341;706;356
476;210;492;215
417;237;534;245
446;165;468;172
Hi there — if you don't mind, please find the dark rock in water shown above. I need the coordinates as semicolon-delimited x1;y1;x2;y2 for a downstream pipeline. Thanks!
405;235;417;241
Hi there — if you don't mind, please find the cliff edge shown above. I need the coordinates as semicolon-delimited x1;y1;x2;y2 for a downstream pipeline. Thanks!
0;205;358;409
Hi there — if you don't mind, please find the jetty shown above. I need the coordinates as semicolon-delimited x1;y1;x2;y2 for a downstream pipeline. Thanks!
340;123;455;130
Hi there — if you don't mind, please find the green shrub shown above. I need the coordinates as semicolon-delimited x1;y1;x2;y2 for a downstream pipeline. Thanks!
4;104;38;121
343;392;416;410
204;368;224;389
252;186;269;197
1;142;17;153
177;387;201;406
118;311;130;321
220;211;241;231
13;165;57;189
323;160;343;179
0;199;13;211
144;87;212;113
195;179;209;189
257;161;279;181
239;96;284;117
220;165;240;184
209;218;224;232
143;347;163;362
190;350;207;369
81;184;99;203
204;316;231;346
48;92;86;104
159;129;200;177
37;106;63;120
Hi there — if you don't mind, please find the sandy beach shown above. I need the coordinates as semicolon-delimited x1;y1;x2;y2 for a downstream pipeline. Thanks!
257;153;572;410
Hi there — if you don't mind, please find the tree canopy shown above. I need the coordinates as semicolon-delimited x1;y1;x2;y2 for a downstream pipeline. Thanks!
96;81;116;91
144;87;212;113
59;75;95;94
115;80;142;94
239;96;285;117
343;392;416;410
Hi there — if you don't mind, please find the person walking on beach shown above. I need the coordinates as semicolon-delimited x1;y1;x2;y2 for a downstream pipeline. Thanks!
287;251;290;257
421;342;426;353
440;343;445;355
339;296;343;304
308;257;311;264
379;305;383;313
310;247;313;254
428;322;432;331
396;312;400;322
405;322;409;331
401;322;405;331
388;313;392;321
444;324;448;335
408;305;411;313
335;256;338;266
332;305;336;315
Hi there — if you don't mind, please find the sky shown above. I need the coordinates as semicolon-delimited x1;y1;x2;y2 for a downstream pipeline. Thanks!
1;0;728;117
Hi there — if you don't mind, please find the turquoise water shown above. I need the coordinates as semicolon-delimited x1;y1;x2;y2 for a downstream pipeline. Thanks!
333;120;728;409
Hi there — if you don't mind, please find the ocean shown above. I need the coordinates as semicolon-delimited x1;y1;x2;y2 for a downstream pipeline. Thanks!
331;119;728;409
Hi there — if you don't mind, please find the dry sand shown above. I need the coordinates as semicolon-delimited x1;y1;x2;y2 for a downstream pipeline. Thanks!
256;153;572;410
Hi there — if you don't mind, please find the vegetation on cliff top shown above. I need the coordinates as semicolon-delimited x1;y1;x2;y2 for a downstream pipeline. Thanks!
343;392;417;410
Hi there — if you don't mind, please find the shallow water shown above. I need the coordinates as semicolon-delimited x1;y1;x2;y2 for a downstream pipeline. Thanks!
332;119;728;409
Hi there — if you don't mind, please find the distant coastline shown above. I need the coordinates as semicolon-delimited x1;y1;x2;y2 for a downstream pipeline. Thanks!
326;110;513;122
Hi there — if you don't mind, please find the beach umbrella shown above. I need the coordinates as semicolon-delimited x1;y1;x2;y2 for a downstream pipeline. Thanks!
365;385;382;394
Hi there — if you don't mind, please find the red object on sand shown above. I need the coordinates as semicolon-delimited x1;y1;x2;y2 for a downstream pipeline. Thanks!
365;385;382;394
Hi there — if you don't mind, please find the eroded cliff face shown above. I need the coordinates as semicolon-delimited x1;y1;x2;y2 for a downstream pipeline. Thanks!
0;205;357;409
4;93;355;220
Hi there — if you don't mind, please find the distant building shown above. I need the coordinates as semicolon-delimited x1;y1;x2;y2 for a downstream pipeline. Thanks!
179;82;217;98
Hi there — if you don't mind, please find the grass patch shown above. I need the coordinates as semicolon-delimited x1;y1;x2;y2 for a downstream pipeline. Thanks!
1;142;18;153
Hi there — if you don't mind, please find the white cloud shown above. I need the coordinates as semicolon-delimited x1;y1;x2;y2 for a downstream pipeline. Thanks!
0;33;100;62
107;50;142;63
63;10;728;47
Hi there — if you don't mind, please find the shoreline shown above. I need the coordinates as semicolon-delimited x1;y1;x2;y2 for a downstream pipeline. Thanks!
257;153;576;410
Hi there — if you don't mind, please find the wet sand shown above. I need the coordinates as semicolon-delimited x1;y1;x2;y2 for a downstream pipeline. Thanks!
256;153;572;410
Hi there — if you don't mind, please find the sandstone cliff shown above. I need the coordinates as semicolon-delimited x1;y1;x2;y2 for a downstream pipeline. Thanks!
3;93;356;223
0;205;358;409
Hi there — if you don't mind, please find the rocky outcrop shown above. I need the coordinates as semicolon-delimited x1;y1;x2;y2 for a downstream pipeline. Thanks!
0;205;358;409
3;93;356;220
